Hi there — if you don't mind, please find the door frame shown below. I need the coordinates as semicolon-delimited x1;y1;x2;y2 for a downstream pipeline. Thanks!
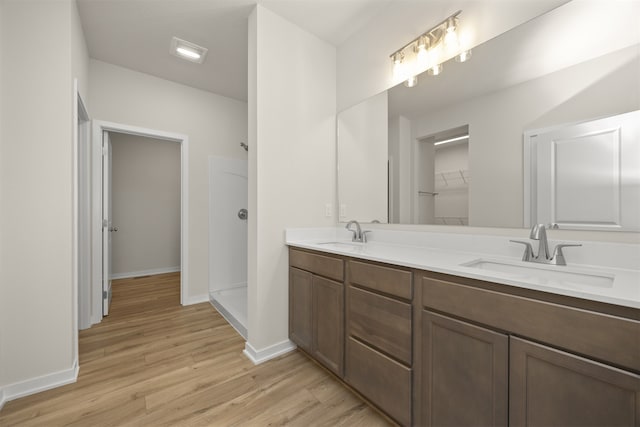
90;120;189;324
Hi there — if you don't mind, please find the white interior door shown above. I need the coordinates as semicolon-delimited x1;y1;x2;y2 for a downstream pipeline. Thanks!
530;110;639;231
102;131;113;315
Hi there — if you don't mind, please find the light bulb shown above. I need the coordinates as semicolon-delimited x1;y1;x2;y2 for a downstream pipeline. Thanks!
428;63;443;76
404;75;418;88
444;17;459;53
456;50;472;63
416;45;428;69
176;47;201;60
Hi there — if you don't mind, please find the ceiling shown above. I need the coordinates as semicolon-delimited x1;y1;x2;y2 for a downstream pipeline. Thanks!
77;0;395;102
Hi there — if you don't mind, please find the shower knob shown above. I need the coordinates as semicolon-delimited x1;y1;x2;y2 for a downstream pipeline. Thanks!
237;209;248;220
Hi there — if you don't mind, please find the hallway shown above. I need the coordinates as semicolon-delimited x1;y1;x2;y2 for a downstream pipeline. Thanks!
0;273;389;426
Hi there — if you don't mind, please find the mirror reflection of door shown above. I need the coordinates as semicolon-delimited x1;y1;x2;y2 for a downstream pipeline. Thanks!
416;125;469;225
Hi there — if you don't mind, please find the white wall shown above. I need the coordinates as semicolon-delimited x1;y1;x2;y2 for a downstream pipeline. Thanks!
337;91;388;223
0;0;80;392
89;60;247;302
410;45;639;229
110;134;181;277
336;0;568;111
71;0;89;104
0;0;5;402
247;5;336;356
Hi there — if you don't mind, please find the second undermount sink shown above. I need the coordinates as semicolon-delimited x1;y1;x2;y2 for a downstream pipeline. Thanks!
460;258;615;289
316;241;365;250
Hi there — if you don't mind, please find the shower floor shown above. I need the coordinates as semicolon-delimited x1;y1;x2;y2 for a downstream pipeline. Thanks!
210;285;247;339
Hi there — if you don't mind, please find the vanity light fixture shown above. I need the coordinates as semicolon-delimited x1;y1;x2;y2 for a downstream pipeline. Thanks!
390;10;472;86
434;134;469;146
170;36;208;64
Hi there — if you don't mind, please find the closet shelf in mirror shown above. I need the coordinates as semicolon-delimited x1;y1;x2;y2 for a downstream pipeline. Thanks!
434;216;469;226
435;169;469;190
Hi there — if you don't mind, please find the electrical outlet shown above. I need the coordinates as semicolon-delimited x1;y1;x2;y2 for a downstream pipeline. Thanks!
339;204;347;218
325;203;332;217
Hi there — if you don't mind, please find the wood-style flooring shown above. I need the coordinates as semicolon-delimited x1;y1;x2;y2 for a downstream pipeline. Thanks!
0;273;390;426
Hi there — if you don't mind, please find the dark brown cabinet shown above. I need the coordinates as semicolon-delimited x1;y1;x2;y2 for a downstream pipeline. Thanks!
510;336;640;427
420;311;508;427
289;249;344;377
417;272;640;427
288;248;639;427
289;267;313;353
313;275;344;375
346;260;413;426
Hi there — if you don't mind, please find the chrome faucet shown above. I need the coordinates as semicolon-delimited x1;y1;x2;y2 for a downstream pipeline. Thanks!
511;224;581;266
345;220;371;243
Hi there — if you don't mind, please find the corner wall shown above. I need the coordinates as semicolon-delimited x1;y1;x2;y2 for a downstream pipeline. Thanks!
247;5;336;359
0;0;77;393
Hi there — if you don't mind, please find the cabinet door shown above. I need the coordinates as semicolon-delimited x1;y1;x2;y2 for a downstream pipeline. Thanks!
510;337;640;426
313;275;344;376
420;311;508;427
289;267;313;352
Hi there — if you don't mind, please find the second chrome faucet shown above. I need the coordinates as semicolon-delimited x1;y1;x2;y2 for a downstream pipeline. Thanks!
511;224;581;266
345;220;371;243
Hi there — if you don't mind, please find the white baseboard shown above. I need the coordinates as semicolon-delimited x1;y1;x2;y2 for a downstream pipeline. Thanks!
0;361;78;407
243;340;297;365
183;294;209;306
110;266;180;280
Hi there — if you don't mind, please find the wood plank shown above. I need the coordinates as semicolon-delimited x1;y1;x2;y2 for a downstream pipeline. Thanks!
0;273;389;426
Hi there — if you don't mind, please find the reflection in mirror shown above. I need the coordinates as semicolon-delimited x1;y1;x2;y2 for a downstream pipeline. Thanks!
337;0;640;229
414;125;469;225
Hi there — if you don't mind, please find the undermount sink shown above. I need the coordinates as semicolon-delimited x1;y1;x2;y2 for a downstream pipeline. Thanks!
317;241;364;249
460;258;614;289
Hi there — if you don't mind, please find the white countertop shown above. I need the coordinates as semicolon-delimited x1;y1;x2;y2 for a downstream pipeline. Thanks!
286;228;640;309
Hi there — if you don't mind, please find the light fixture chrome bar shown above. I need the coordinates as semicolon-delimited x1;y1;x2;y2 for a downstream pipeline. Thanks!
389;10;461;59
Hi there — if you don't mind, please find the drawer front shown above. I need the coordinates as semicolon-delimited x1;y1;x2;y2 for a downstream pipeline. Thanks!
346;337;412;426
349;260;412;300
348;286;412;365
290;248;344;281
421;275;640;371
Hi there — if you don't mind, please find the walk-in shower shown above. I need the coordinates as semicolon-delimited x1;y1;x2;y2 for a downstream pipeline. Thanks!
209;156;248;338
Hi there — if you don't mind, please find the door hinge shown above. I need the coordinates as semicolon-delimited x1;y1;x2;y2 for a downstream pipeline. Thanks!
102;146;108;156
103;219;108;228
103;290;108;299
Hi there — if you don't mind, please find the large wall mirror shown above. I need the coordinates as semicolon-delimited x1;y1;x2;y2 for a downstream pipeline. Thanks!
337;1;640;230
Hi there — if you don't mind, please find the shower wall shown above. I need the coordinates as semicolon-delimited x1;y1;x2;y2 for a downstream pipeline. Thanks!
209;157;248;338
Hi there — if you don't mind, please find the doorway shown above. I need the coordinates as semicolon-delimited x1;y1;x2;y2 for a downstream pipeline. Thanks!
89;121;189;325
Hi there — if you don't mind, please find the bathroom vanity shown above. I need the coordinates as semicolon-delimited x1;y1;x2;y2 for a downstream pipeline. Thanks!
287;231;640;427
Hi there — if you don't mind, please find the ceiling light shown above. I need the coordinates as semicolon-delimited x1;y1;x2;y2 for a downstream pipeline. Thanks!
170;37;208;64
434;134;469;146
389;11;471;81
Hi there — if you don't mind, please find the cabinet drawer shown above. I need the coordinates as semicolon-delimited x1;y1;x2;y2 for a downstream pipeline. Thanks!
348;286;412;365
349;260;412;300
290;248;343;281
421;275;640;371
346;337;412;426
